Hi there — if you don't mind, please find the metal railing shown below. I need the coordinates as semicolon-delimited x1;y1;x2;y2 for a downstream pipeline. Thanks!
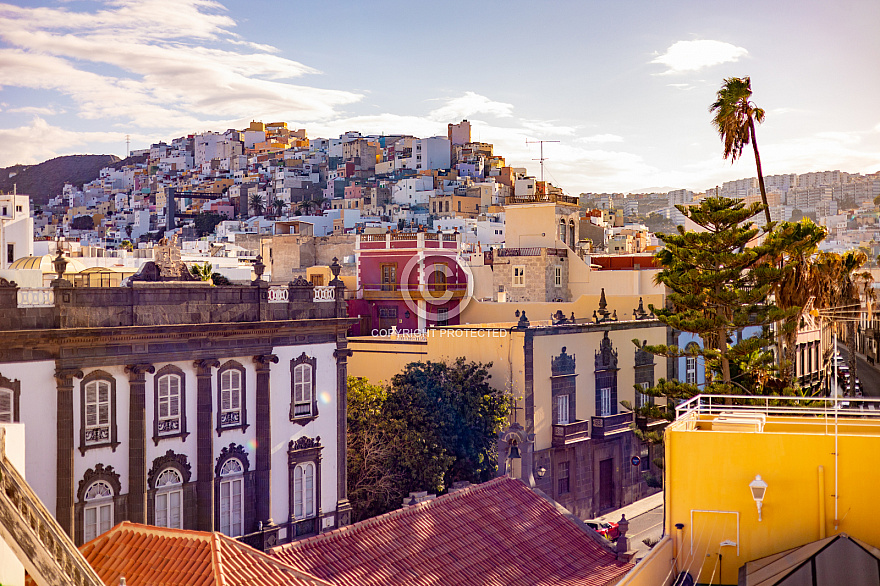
0;429;104;586
17;287;55;308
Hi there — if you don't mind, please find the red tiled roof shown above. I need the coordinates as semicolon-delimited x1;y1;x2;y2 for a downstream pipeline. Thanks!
272;476;633;586
76;522;332;586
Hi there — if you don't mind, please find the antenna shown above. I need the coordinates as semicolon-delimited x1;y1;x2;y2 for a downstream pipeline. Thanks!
525;139;560;186
126;134;131;157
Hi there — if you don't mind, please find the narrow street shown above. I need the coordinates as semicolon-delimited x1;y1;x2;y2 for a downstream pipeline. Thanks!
836;344;880;398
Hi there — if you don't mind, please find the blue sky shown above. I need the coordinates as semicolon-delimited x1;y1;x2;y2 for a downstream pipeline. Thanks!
1;0;878;194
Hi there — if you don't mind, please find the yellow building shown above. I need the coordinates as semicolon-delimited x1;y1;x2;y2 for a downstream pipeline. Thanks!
349;317;667;519
618;395;880;586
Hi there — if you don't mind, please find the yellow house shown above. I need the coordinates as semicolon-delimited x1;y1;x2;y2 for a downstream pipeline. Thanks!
617;395;880;586
349;317;667;519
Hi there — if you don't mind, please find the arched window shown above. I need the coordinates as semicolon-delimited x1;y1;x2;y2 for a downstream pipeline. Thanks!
293;462;315;520
83;481;114;542
154;468;183;529
219;458;244;537
569;220;575;249
559;219;566;244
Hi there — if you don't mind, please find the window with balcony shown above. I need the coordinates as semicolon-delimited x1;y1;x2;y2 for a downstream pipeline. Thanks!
288;436;322;539
552;347;577;425
594;332;618;418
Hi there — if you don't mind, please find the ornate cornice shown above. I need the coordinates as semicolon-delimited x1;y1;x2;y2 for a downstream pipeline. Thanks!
77;464;121;501
551;346;576;376
54;367;83;382
124;363;155;377
253;354;279;366
289;435;322;452
215;443;250;475
147;450;192;488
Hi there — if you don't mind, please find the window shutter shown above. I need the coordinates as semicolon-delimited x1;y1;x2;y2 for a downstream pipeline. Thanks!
0;390;12;423
305;464;314;517
294;466;303;518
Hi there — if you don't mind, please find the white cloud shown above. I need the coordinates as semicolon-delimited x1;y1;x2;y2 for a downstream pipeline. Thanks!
652;40;748;75
576;134;624;144
428;92;514;122
0;117;140;165
6;106;64;115
0;0;361;133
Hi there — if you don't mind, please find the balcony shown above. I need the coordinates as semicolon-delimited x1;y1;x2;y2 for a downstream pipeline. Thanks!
551;419;590;447
362;282;468;301
591;412;634;439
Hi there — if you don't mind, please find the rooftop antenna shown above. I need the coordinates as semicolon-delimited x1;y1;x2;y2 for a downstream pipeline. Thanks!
526;139;560;186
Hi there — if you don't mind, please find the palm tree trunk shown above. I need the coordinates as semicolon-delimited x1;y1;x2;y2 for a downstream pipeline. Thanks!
749;117;772;225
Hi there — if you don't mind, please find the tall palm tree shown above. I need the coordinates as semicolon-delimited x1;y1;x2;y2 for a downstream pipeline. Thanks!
766;219;827;385
710;77;772;225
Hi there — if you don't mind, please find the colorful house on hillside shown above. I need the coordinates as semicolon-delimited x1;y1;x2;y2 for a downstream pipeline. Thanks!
348;232;468;334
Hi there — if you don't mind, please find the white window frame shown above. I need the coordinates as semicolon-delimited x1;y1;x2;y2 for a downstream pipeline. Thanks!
220;369;242;427
0;388;12;423
157;374;182;435
554;266;562;287
83;481;114;542
154;468;183;529
556;394;570;425
512;266;525;287
84;380;111;445
293;462;316;520
600;387;612;417
219;458;244;537
685;356;696;385
293;363;312;417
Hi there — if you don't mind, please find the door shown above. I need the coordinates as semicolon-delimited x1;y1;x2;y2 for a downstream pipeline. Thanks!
599;458;614;511
381;264;396;291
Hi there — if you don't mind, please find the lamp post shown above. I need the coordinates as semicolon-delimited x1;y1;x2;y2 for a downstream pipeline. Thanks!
749;475;768;521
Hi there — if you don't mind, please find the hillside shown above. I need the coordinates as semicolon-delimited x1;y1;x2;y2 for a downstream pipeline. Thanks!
0;154;125;206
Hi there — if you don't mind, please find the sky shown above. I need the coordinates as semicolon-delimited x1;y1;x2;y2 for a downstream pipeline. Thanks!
0;0;878;194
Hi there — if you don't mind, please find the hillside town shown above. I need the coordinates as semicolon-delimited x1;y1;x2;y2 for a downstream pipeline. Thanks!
3;113;880;586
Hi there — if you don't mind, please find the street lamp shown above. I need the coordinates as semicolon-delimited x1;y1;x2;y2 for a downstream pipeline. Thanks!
749;475;768;521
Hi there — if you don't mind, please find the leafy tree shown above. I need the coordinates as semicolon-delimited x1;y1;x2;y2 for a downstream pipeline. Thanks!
710;77;772;225
211;272;231;285
124;224;133;239
71;215;94;230
121;240;134;252
189;262;213;282
249;192;265;217
347;359;508;522
193;212;224;237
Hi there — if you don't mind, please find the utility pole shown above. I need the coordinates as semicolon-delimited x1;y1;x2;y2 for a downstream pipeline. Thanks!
526;139;560;186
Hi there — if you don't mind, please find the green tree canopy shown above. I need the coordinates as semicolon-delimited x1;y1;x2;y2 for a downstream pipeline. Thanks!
71;215;94;230
193;212;225;237
347;359;508;522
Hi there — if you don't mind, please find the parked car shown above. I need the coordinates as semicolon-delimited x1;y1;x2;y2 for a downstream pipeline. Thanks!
585;520;620;540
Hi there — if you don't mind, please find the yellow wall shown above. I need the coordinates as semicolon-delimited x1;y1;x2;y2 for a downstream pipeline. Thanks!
459;295;666;325
664;415;880;585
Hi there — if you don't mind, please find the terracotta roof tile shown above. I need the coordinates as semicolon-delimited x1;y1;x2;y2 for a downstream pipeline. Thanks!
72;522;333;586
273;477;633;586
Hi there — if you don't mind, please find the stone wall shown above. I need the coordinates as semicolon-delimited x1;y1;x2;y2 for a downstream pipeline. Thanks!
494;250;571;303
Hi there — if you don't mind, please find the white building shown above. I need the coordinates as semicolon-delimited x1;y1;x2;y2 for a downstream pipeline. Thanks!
0;194;33;270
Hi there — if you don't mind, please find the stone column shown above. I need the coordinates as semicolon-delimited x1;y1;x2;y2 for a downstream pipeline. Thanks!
125;363;154;524
194;358;219;532
252;354;278;526
54;367;82;538
333;345;353;527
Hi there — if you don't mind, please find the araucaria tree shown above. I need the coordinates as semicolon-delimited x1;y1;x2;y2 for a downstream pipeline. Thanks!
710;76;772;225
643;197;789;398
347;359;508;522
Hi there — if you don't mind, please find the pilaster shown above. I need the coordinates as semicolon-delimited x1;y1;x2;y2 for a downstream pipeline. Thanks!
54;366;83;538
333;344;353;527
253;354;278;527
124;363;154;524
194;358;219;531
